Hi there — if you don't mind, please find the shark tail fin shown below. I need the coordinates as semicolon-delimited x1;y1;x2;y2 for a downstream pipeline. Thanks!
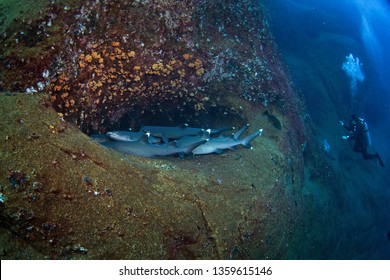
233;124;250;140
241;129;262;149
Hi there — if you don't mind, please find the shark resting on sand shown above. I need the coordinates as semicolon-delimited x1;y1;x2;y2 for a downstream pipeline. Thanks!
106;124;233;143
101;133;207;158
142;124;233;142
90;124;262;158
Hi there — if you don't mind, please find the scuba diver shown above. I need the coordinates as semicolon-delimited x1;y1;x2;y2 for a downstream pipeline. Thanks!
340;114;384;167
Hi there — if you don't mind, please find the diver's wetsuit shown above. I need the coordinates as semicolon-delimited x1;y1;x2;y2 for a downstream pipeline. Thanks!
342;115;384;167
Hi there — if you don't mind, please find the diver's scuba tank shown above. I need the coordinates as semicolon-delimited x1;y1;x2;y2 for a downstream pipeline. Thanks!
359;117;372;146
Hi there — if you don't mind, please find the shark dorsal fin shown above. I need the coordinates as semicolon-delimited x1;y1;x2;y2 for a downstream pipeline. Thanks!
202;129;211;139
139;133;150;143
177;123;189;129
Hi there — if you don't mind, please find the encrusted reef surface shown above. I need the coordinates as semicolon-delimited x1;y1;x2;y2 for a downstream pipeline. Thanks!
1;0;285;133
0;0;332;259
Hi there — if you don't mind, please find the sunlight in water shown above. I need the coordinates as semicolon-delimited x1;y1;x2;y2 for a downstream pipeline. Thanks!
341;53;365;98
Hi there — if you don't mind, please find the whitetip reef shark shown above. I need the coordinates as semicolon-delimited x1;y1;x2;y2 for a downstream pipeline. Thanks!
107;124;233;143
101;133;207;158
91;124;263;158
142;124;233;142
107;130;161;144
192;128;262;155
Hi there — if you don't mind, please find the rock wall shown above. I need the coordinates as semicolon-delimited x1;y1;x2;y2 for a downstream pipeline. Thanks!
0;0;330;259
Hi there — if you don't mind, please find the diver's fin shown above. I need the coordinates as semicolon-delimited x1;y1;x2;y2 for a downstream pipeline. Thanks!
376;153;385;168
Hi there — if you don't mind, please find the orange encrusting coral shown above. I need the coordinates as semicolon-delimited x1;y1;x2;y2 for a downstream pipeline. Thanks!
49;42;207;132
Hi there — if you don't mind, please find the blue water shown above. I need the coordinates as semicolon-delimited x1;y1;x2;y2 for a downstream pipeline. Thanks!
264;0;390;123
262;0;390;259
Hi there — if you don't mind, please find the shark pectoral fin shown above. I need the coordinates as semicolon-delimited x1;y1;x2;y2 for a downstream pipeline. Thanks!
178;152;186;159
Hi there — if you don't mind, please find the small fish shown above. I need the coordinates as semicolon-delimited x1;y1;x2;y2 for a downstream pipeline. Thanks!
192;129;263;155
263;111;282;130
322;138;331;153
